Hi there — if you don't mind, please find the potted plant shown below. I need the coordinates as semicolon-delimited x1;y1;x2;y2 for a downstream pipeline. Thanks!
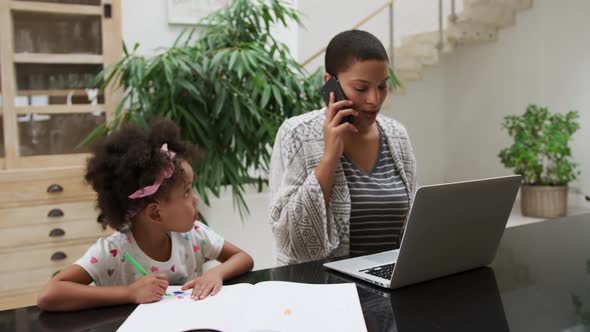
85;0;324;217
499;104;580;218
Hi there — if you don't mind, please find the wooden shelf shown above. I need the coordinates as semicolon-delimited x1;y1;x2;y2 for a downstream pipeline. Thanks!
15;153;91;169
14;53;103;64
10;1;102;16
15;104;104;114
17;89;103;97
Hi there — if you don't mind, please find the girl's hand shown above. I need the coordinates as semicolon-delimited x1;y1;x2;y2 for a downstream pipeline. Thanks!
127;274;169;304
181;271;223;300
323;92;358;161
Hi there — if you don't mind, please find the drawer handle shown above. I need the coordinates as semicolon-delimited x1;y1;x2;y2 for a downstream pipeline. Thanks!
47;184;64;193
49;228;65;237
51;270;61;278
51;251;67;261
48;208;65;218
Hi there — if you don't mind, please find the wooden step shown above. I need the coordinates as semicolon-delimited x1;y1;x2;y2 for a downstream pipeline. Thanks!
394;52;422;72
395;70;422;83
514;0;533;11
402;31;455;54
395;44;439;66
401;31;440;46
458;5;516;28
447;21;498;43
463;0;533;11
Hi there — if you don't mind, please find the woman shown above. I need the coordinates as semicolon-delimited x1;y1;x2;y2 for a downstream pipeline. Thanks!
269;30;416;265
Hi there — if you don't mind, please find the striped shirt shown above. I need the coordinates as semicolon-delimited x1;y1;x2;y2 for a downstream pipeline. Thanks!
341;124;409;256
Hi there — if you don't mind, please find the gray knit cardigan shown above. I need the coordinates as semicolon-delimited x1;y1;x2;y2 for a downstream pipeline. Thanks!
269;109;417;265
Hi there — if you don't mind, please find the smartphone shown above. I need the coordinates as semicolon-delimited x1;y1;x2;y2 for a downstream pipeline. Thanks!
321;76;354;124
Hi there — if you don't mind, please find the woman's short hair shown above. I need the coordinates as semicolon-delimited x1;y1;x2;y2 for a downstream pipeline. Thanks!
325;30;389;76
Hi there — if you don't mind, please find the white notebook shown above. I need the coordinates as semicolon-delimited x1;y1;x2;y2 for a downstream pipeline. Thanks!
117;281;366;332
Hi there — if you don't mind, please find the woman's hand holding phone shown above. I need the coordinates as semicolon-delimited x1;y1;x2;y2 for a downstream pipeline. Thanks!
322;92;358;161
314;90;358;205
314;92;358;204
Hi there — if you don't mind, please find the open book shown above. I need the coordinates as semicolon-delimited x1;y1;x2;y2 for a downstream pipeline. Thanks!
117;281;366;332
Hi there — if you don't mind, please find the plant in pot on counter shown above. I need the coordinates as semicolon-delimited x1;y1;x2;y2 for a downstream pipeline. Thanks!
499;104;580;218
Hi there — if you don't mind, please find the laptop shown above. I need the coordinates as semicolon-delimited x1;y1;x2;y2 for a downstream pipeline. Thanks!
323;175;521;289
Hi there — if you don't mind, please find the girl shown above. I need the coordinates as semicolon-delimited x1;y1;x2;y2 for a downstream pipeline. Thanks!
38;119;254;311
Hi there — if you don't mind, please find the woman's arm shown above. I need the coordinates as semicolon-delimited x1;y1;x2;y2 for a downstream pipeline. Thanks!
315;95;357;205
268;104;356;265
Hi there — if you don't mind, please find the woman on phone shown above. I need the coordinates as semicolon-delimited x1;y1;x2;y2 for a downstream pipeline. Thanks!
268;30;417;265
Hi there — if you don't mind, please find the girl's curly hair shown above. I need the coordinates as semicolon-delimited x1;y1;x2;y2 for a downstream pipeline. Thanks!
85;119;200;231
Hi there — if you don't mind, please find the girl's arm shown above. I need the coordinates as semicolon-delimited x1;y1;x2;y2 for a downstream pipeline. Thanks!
181;241;253;299
209;241;254;280
37;265;169;311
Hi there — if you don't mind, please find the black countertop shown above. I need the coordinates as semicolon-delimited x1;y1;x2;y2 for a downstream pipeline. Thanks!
2;213;590;332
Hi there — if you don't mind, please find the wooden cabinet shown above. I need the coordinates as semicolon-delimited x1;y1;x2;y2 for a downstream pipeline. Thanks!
0;168;113;310
0;0;121;310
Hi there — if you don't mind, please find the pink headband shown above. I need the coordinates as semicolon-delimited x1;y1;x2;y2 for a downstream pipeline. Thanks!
128;144;177;199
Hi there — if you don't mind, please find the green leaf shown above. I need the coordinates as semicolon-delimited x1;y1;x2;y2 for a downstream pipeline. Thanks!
271;85;283;108
260;85;271;108
213;88;227;117
228;50;239;71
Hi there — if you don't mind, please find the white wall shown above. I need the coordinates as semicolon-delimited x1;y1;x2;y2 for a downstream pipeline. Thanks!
441;0;590;202
199;186;276;271
120;0;298;56
297;0;463;71
120;0;190;55
383;58;452;186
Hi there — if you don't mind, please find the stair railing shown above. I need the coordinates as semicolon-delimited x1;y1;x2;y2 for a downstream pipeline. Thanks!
300;0;395;69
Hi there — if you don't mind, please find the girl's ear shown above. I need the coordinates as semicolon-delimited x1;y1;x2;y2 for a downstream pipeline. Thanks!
144;202;162;223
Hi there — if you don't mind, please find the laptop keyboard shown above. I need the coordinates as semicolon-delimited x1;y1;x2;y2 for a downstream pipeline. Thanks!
359;263;395;280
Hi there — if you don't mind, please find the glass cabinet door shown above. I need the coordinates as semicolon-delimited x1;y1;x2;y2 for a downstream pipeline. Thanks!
13;11;102;54
13;63;107;157
0;63;4;161
18;113;105;156
4;0;121;167
0;102;4;156
16;0;101;5
15;63;104;106
0;114;4;159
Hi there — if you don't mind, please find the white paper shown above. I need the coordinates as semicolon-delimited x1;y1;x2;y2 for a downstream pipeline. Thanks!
117;282;366;332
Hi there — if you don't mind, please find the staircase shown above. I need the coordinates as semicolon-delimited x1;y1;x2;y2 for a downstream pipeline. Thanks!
394;0;533;84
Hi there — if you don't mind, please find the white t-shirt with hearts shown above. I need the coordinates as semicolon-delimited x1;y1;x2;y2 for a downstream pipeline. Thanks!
75;221;224;286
